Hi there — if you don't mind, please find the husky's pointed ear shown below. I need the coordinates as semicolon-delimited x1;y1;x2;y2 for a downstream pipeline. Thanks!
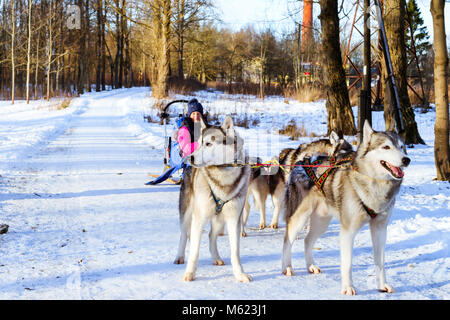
221;115;234;131
363;120;374;142
329;131;339;145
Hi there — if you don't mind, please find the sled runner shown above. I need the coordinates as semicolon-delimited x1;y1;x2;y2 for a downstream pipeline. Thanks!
147;173;182;185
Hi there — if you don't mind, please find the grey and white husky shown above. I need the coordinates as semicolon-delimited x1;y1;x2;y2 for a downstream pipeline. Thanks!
174;116;252;282
281;121;410;295
241;132;353;236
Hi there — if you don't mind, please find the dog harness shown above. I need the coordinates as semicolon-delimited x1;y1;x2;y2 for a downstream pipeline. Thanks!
210;187;229;214
300;155;378;219
301;155;354;194
362;203;378;219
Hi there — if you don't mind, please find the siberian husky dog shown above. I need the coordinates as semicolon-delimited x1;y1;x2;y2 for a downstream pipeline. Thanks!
281;121;410;295
241;132;353;236
174;116;252;283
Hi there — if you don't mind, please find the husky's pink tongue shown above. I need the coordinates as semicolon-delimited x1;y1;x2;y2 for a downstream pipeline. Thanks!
389;164;404;178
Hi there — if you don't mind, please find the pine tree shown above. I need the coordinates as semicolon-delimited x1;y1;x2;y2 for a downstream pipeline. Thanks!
405;0;431;66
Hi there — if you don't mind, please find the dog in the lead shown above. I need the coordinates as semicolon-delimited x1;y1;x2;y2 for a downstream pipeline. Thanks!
174;115;252;282
241;132;353;236
281;121;410;295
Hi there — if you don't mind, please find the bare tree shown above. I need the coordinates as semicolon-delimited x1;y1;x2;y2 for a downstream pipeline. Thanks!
34;21;40;100
96;0;103;92
149;0;172;99
431;0;450;181
85;0;92;93
11;0;15;104
26;0;32;103
101;1;107;90
173;0;212;80
46;0;53;101
175;0;185;79
114;0;122;88
77;0;86;95
259;33;267;99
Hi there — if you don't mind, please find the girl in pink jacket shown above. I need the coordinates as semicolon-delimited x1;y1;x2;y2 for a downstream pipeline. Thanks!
147;99;205;185
176;99;204;157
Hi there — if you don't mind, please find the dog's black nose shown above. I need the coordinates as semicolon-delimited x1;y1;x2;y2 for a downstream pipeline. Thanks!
402;157;411;166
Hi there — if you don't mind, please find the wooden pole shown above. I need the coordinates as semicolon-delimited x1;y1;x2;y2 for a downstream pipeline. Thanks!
374;0;404;133
359;0;372;142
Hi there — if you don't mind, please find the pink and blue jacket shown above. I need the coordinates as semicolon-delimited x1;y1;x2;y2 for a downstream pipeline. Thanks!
177;126;199;157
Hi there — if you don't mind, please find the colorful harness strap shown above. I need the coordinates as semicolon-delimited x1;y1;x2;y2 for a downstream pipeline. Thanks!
302;157;325;192
301;155;378;219
362;203;378;219
302;156;353;194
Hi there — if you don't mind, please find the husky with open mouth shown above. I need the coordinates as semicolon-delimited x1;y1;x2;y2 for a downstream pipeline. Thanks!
281;121;410;295
174;116;252;283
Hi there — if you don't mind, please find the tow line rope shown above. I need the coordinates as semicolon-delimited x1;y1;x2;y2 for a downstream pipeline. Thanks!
249;159;353;170
208;158;378;219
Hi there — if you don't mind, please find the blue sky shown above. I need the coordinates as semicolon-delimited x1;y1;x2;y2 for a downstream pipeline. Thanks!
215;0;450;45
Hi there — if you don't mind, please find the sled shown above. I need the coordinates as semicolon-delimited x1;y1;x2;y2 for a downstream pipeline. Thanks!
146;99;189;185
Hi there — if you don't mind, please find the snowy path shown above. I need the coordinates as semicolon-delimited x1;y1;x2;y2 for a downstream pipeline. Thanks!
0;89;177;299
0;87;448;300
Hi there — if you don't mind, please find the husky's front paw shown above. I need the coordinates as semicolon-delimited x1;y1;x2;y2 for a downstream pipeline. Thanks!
213;259;225;266
259;223;266;229
379;284;395;293
183;272;195;282
235;273;252;283
241;231;247;237
308;264;322;274
269;223;278;229
173;257;185;264
282;267;294;276
341;286;356;296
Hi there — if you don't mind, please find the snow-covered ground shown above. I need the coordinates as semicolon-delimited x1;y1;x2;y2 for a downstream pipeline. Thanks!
0;87;448;300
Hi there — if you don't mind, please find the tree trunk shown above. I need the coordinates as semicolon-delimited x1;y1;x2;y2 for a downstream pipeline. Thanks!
35;30;40;99
382;0;424;144
77;0;85;95
118;0;124;89
151;0;171;99
260;35;266;99
122;1;130;88
101;3;106;90
47;0;53;101
319;0;356;137
142;53;146;86
114;0;120;89
431;0;450;181
160;0;171;96
26;0;32;104
57;2;64;95
96;0;102;92
85;0;91;92
177;0;185;79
